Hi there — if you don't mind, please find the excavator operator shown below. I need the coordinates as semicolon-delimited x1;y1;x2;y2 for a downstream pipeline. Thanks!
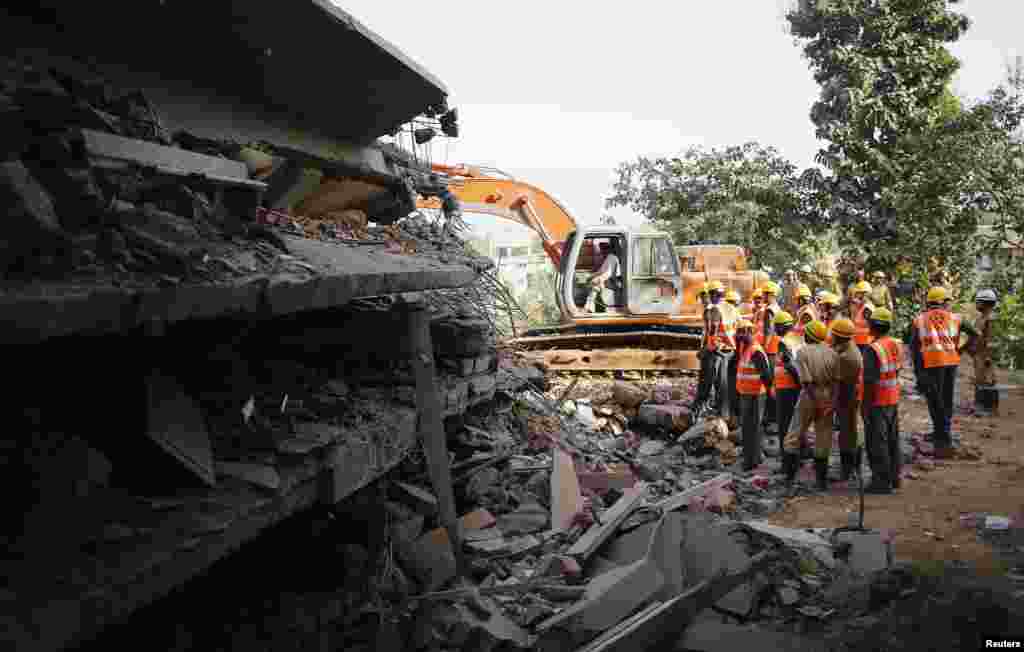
583;239;621;313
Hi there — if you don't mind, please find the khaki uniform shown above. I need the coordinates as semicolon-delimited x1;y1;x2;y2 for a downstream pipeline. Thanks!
833;339;864;454
784;343;839;454
973;311;996;386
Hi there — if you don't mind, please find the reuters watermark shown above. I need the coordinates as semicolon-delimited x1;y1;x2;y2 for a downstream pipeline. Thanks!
983;640;1023;649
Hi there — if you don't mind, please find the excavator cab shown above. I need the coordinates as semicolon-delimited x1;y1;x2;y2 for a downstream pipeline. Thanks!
559;227;682;319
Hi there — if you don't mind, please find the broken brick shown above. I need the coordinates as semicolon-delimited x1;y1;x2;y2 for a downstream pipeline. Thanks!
577;464;637;493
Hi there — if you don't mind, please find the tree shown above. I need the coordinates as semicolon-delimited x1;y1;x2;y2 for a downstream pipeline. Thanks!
606;142;827;272
785;0;986;288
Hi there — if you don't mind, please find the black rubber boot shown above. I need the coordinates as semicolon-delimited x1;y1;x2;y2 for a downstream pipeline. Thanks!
814;458;829;491
865;472;893;494
852;449;863;478
783;452;800;487
839;452;852;481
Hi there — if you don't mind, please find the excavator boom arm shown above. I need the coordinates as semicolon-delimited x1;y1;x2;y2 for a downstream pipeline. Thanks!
416;165;577;266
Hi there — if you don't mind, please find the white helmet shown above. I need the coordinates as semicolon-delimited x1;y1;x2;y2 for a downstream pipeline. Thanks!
975;289;997;303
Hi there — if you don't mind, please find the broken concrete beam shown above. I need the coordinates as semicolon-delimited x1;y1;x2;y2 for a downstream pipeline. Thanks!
536;558;665;637
496;501;549;535
392;481;440;517
577;465;638;493
551;449;583;531
567;482;648;562
647;512;685;601
215;462;280;491
80;128;252;182
638;404;691;432
0;160;71;271
655;474;733;513
679;514;756;616
398;510;497;591
572;550;779;652
144;371;215;486
741;522;836;569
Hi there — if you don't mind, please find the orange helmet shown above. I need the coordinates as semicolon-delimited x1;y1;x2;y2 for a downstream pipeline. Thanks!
830;318;856;340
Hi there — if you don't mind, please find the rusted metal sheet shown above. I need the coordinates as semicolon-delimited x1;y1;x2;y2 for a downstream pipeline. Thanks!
522;348;700;372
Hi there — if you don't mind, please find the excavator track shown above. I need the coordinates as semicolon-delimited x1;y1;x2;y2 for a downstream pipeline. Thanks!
509;330;702;372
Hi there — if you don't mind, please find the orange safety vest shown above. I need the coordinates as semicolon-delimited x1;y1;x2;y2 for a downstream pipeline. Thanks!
737;343;768;396
703;319;736;352
913;309;962;368
774;348;800;391
853;304;872;346
869;336;903;407
825;318;835;346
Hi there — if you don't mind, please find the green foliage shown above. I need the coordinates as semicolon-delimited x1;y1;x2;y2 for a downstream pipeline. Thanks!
606;142;828;271
787;0;1024;311
991;293;1024;370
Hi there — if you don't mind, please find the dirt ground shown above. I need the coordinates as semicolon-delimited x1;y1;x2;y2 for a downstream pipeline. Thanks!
769;369;1024;576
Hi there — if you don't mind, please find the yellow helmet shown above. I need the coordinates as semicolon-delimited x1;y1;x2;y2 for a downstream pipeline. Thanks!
805;320;829;342
795;283;812;299
751;287;764;299
735;319;755;331
869;307;893;325
708;280;725;292
830;318;856;339
926;286;948;304
763;281;781;296
819;292;840;307
852;280;872;294
699;282;710;295
725;289;740;304
773;310;795;327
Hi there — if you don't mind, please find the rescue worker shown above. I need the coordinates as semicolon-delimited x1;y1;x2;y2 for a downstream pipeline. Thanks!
750;287;765;322
830;318;864;484
972;289;999;416
783;270;800;314
793;284;817;339
818;293;840;344
772;311;803;453
698;281;710;309
861;307;902;494
870;271;894;312
782;320;839;489
760;282;783;432
583;240;621;313
724;289;742;313
910;287;977;458
696;282;734;417
847;280;875;355
735;319;773;471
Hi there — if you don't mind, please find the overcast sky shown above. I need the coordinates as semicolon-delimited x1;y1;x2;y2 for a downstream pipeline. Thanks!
339;0;1022;230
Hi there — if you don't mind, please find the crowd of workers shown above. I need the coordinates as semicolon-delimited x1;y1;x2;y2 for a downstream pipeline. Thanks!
695;276;1000;495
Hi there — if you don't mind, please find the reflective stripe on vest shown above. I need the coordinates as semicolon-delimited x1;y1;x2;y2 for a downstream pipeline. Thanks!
737;343;767;395
913;309;961;368
853;304;872;346
774;351;800;390
870;336;903;406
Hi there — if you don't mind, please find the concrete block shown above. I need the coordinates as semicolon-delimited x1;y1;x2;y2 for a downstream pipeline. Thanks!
835;531;888;576
638;404;691;432
399;509;497;591
577;464;638;493
743;521;836;569
680;514;755;615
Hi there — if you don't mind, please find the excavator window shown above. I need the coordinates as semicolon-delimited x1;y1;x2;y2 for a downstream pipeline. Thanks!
573;235;625;310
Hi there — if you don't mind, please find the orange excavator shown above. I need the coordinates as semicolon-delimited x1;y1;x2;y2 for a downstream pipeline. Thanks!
417;164;768;371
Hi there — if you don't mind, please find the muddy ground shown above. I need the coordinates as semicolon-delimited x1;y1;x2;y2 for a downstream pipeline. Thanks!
769;369;1024;577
